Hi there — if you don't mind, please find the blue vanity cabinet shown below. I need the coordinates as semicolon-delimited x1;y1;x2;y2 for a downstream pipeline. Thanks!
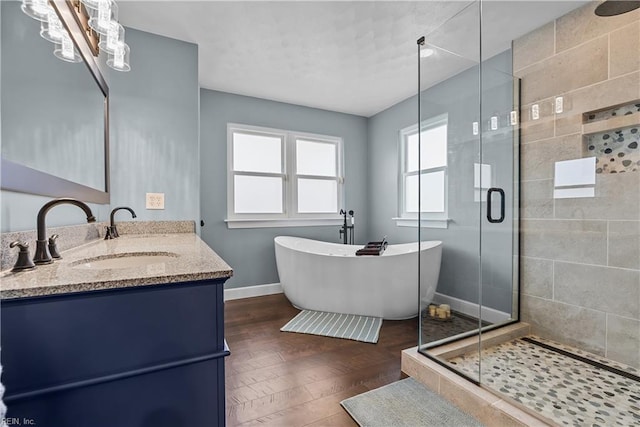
1;278;230;427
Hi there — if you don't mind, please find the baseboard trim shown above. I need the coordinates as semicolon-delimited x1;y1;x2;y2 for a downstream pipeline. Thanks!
431;292;511;324
224;283;283;301
224;286;510;323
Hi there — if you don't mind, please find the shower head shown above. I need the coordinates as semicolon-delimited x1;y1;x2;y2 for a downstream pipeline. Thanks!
595;0;640;16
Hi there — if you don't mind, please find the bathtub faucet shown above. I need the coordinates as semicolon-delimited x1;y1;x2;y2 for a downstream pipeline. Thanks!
339;209;355;244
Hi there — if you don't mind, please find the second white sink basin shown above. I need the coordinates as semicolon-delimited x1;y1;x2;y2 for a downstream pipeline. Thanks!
71;252;179;270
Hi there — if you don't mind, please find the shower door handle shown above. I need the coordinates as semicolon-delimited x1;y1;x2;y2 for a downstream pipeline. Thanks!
486;188;505;224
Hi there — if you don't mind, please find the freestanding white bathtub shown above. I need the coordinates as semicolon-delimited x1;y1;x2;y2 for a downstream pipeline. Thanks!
274;236;442;320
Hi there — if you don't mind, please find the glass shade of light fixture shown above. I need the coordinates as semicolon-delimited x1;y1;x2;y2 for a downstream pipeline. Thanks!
21;0;52;22
40;10;64;43
107;42;130;72
79;0;102;11
54;32;82;63
98;21;125;54
87;0;118;36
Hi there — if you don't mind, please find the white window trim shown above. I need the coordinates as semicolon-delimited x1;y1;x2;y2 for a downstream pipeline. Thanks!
226;123;344;229
224;218;343;229
227;124;288;221
290;132;344;219
392;217;450;229
397;114;449;229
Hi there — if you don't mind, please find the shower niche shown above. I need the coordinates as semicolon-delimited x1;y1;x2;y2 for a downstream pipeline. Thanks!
583;101;640;174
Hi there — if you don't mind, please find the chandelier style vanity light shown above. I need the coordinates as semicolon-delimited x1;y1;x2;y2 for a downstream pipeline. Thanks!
21;0;130;71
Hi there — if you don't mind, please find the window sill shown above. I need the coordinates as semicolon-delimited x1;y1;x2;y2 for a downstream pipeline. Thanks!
225;218;343;229
393;217;450;229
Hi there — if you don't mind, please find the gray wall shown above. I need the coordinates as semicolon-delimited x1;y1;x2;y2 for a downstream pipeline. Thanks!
367;51;515;313
106;28;200;225
367;95;418;244
1;26;200;233
200;90;368;288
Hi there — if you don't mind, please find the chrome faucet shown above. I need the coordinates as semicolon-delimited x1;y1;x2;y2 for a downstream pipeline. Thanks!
34;198;96;265
105;206;137;239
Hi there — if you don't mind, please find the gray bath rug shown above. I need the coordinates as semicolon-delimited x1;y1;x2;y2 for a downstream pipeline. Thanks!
280;310;382;344
341;377;484;427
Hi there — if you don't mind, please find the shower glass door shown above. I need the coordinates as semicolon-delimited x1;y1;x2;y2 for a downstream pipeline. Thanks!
478;54;521;383
418;0;520;384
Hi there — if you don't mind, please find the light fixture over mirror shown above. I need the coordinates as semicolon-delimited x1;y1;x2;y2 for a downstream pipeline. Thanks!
40;9;64;43
99;22;125;54
107;42;130;72
54;32;83;63
21;0;51;21
20;0;130;72
85;0;118;35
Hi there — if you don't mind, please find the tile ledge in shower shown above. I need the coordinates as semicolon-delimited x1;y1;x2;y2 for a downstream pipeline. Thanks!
426;322;531;361
582;111;638;136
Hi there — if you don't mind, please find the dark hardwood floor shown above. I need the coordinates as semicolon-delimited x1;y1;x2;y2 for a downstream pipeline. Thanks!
224;294;419;426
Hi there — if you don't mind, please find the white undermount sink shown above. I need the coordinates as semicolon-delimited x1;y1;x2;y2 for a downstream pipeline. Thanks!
71;252;179;270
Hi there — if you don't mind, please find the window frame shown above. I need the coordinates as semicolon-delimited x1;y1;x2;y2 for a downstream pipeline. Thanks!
227;124;288;220
290;132;344;219
226;123;344;228
396;114;449;228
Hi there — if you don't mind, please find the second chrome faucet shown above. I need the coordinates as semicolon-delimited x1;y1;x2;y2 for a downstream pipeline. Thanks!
105;207;137;239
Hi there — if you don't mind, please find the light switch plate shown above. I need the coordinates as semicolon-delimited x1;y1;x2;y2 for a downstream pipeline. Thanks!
146;193;165;210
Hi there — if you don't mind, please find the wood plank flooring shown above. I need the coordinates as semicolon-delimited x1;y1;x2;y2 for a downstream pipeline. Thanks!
224;294;418;426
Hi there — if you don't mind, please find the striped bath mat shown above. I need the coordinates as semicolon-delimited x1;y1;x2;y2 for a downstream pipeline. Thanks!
281;310;382;344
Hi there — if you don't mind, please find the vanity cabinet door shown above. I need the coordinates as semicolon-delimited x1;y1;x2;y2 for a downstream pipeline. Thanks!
5;356;227;427
1;279;229;427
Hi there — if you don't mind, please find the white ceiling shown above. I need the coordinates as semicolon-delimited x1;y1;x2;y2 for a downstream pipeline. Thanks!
118;1;589;117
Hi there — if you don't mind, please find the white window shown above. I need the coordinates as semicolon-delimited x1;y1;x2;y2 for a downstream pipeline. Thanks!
396;114;448;228
227;123;343;228
474;163;492;202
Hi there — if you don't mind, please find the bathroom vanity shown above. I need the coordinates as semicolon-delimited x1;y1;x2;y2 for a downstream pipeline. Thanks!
0;233;233;427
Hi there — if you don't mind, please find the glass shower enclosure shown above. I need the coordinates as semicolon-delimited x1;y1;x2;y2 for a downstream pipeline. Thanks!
415;2;640;424
416;0;520;384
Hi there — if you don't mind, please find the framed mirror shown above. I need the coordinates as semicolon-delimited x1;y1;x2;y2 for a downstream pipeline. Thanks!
1;0;110;204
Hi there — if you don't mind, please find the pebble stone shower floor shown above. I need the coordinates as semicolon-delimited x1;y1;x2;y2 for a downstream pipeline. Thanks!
447;336;640;426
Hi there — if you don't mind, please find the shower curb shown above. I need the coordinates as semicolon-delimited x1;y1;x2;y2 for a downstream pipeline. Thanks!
401;323;555;427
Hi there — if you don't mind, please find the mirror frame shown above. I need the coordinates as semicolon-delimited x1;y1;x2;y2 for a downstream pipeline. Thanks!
0;0;110;204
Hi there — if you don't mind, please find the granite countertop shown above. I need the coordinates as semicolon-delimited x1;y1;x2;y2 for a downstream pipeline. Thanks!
0;234;233;299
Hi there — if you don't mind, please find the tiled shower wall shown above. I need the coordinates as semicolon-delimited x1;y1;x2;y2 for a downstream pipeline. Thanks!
514;2;640;368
